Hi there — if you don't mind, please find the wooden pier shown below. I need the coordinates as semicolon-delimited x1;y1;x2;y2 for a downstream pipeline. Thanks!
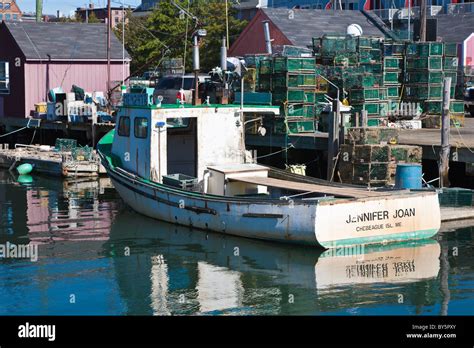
247;118;474;165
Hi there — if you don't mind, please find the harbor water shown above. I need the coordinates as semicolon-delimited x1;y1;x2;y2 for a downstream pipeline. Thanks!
0;170;473;315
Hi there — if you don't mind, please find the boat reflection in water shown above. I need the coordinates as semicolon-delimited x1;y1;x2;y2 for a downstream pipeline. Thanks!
106;210;441;315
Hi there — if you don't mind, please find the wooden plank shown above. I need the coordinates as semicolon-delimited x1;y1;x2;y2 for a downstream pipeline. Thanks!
229;176;385;198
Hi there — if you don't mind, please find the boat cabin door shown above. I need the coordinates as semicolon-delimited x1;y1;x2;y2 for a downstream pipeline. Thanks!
166;118;198;178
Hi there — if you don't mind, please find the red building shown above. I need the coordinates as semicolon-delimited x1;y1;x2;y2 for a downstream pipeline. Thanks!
0;0;22;22
0;22;131;119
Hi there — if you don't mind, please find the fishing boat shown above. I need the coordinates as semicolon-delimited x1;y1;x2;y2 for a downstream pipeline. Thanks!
97;88;440;248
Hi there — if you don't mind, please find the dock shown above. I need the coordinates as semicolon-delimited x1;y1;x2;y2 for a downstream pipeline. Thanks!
0;145;106;178
247;117;474;165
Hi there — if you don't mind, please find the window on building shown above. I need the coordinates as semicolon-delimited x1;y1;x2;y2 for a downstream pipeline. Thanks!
0;14;3;20
5;3;11;10
13;14;17;20
0;62;10;94
134;117;148;139
118;116;130;137
115;17;119;24
5;14;11;21
0;3;3;10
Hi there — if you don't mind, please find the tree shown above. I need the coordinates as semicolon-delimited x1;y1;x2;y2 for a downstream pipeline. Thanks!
87;11;102;24
115;0;247;76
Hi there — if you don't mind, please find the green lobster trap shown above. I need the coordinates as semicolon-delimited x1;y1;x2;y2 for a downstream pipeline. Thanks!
360;63;383;74
272;90;315;104
359;48;383;63
443;57;459;71
406;57;443;71
273;57;316;73
405;71;443;84
406;42;444;57
272;73;317;89
352;101;390;116
258;58;273;74
383;57;403;70
444;43;459;57
383;71;401;85
423;100;465;114
286;119;315;134
357;36;383;49
405;84;455;100
284;103;316;118
386;85;401;99
350;87;387;102
383;42;405;56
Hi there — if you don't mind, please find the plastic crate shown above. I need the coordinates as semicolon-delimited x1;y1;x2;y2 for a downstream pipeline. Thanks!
443;71;458;85
405;71;443;84
406;57;443;71
273;57;316;73
257;75;271;91
443;57;459;71
162;174;197;190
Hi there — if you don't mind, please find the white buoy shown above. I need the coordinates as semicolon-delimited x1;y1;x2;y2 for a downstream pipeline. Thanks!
347;24;363;36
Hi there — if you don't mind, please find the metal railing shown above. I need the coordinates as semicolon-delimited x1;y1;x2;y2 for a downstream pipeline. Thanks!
447;3;474;14
370;5;443;20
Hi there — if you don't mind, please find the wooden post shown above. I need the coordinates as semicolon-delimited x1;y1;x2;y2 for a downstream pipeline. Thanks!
92;107;98;148
355;112;359;128
439;77;451;188
361;110;368;128
419;0;427;42
327;99;340;181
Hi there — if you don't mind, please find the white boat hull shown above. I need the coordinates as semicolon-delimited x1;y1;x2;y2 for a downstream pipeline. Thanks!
107;167;440;248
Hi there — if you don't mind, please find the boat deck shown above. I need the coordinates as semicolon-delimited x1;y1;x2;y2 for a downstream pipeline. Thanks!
230;176;388;198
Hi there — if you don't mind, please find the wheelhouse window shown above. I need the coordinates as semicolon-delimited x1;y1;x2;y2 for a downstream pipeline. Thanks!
134;117;148;139
118;116;130;137
0;62;10;94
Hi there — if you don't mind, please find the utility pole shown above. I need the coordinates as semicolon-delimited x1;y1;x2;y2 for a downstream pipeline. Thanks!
107;0;112;98
327;98;341;182
419;0;427;42
36;0;43;22
439;77;452;188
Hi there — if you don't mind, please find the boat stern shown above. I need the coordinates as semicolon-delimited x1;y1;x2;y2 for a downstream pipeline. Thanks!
314;191;440;249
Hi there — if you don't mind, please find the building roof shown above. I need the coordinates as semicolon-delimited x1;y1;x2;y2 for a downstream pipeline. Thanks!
3;21;131;61
234;0;260;10
261;8;387;48
432;13;474;43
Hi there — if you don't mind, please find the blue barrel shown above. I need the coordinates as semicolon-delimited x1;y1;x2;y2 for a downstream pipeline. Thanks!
395;164;423;189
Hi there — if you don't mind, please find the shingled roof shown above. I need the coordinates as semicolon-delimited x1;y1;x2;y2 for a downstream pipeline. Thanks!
3;22;131;61
261;8;387;48
432;13;474;43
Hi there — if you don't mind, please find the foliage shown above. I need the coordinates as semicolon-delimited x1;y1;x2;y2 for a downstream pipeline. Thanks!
115;0;247;76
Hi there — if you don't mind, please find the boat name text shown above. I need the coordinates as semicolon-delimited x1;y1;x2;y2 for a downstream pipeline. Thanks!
346;208;416;224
